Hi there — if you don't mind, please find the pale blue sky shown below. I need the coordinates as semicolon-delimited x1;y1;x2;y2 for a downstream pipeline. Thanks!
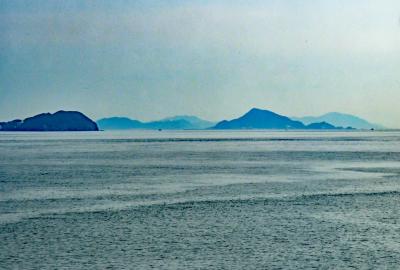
1;0;400;126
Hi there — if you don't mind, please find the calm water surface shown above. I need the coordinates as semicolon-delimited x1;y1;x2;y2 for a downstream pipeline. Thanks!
1;130;400;269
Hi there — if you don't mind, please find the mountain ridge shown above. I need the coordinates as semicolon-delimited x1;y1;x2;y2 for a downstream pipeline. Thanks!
213;108;307;129
97;115;216;130
212;108;356;130
2;109;383;131
292;112;383;129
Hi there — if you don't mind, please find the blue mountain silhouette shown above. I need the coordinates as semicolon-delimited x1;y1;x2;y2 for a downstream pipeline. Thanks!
213;108;306;129
293;112;383;129
0;111;98;131
97;115;215;130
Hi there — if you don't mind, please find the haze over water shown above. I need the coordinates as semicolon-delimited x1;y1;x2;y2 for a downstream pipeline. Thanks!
1;130;400;269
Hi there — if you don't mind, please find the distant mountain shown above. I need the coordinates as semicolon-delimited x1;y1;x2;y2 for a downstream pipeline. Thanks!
0;111;98;131
293;112;383;129
97;117;144;130
160;115;216;129
145;119;193;129
97;115;215;130
213;108;306;129
306;121;341;130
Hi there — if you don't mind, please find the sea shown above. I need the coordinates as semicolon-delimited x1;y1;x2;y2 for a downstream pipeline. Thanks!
0;130;400;269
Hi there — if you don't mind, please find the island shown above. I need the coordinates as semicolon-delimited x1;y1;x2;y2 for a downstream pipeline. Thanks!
306;121;337;130
97;115;215;130
292;112;382;130
0;111;99;131
212;108;307;129
212;108;346;130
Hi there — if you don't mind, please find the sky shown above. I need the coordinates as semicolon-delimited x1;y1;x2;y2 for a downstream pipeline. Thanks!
1;0;400;127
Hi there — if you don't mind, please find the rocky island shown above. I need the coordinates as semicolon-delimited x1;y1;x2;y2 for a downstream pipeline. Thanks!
0;111;99;131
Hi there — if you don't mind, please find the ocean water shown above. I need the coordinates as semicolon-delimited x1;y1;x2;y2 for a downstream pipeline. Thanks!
1;130;400;269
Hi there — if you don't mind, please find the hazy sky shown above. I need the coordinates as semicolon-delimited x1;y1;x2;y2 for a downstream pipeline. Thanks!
1;0;400;127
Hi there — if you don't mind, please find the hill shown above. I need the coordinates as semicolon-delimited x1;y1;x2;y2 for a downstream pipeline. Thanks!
213;108;306;129
306;121;340;130
0;111;99;131
96;117;144;130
